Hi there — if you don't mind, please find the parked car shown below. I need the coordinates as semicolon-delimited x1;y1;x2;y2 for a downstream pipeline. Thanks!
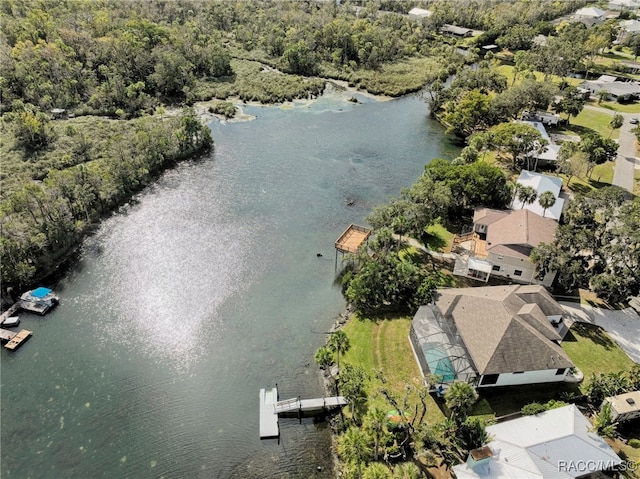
630;118;638;124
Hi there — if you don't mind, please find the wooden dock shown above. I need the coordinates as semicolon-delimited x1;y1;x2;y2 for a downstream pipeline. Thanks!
335;224;372;254
0;328;32;350
259;385;348;439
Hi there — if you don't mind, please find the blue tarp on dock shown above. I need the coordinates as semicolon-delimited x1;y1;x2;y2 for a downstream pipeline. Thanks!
31;287;52;298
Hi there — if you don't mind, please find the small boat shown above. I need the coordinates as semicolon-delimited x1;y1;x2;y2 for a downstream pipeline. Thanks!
1;316;20;327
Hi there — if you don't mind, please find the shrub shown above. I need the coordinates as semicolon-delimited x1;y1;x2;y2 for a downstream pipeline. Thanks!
629;439;640;448
521;402;547;415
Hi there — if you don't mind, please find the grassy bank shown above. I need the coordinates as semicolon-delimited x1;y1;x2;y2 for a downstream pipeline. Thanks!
341;315;446;425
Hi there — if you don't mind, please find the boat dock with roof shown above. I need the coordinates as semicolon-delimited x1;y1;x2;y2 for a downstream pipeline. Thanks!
259;385;348;439
20;287;59;315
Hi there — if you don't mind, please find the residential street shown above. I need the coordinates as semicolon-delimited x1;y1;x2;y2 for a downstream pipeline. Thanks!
584;105;638;193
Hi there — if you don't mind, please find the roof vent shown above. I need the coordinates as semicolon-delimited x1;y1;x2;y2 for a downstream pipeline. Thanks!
626;398;636;406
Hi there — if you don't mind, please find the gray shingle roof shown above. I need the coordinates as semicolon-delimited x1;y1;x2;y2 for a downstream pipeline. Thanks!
432;285;573;375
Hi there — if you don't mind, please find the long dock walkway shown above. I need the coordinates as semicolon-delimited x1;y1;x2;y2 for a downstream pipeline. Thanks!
273;396;348;416
259;385;348;439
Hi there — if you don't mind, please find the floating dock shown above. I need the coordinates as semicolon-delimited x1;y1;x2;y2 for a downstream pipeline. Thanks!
259;387;279;439
259;385;348;439
0;328;32;350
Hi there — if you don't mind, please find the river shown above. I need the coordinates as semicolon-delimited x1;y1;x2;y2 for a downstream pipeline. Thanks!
0;87;459;478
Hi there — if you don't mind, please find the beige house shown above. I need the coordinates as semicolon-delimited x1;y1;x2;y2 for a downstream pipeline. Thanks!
410;285;574;388
602;391;640;422
453;208;558;286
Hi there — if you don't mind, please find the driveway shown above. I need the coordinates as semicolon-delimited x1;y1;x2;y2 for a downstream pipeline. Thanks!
583;105;638;193
560;301;640;364
613;113;639;193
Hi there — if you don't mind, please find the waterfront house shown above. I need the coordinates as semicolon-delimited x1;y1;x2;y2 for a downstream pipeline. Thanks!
409;285;574;389
510;170;565;221
517;120;560;168
453;208;558;286
453;405;622;478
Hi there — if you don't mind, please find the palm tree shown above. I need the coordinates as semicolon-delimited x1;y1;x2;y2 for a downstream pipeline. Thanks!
363;462;392;479
392;462;422;479
364;407;387;461
517;185;537;209
328;330;350;374
314;346;333;373
510;182;521;208
338;427;372;479
608;113;623;138
537;191;556;218
444;381;478;422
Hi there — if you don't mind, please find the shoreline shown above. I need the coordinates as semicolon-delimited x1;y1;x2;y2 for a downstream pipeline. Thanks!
317;304;355;477
193;78;396;124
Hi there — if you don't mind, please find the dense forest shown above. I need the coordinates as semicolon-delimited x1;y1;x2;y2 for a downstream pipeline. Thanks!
0;0;592;291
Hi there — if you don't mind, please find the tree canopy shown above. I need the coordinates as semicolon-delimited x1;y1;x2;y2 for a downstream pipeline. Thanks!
531;188;640;304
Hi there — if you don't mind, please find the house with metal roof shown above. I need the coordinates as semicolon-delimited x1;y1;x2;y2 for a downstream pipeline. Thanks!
410;285;573;389
454;404;622;478
618;19;640;43
453;208;558;286
609;0;640;11
574;7;606;27
511;170;565;221
440;24;473;37
579;77;640;102
408;7;432;19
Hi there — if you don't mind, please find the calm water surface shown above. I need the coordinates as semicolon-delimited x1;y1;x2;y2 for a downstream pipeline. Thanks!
1;89;459;478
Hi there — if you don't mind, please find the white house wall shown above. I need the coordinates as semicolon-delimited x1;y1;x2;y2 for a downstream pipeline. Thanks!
479;368;568;387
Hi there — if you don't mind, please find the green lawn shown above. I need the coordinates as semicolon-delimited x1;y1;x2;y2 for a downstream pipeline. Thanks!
341;316;446;424
494;64;582;88
557;108;619;139
425;223;454;253
596;100;640;114
562;322;636;381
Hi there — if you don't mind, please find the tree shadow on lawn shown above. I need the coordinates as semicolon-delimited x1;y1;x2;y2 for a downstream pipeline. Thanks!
567;181;594;195
568;322;618;350
424;232;448;252
472;383;584;419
